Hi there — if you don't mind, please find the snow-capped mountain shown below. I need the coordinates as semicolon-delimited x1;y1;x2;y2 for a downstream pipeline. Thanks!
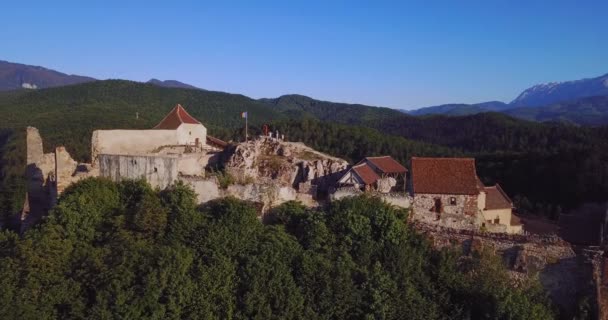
510;73;608;107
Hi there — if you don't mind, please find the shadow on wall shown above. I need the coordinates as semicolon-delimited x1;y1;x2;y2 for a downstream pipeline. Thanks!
539;255;596;319
21;163;54;232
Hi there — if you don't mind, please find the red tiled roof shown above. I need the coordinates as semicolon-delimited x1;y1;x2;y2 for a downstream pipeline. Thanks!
206;135;228;148
411;157;479;195
360;156;407;174
352;163;380;185
154;104;201;129
484;184;513;210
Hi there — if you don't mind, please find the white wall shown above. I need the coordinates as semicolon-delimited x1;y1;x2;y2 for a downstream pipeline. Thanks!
477;191;486;211
92;129;177;163
482;208;521;234
176;123;206;146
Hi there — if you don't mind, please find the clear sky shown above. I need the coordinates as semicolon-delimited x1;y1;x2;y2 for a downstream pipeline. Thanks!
1;1;607;109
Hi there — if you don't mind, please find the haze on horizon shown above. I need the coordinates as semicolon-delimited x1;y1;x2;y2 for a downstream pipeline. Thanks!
1;1;607;109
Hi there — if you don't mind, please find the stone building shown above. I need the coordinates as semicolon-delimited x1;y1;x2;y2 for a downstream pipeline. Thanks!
410;157;522;234
337;156;407;193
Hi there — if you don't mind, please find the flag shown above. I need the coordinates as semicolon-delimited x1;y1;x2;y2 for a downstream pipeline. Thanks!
241;111;248;119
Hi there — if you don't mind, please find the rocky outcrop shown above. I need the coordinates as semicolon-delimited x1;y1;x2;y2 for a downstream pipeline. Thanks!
220;137;349;210
225;137;348;193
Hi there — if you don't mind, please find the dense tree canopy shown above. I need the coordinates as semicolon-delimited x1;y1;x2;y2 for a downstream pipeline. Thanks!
0;178;554;319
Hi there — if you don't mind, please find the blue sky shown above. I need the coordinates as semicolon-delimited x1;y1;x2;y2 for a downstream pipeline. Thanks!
1;1;607;109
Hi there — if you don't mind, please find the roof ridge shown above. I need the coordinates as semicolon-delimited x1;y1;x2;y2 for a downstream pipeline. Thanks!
412;156;475;161
495;183;513;205
153;105;179;129
175;104;184;123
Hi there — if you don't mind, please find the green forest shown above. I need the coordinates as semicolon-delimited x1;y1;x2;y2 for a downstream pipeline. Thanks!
2;80;608;222
0;178;556;319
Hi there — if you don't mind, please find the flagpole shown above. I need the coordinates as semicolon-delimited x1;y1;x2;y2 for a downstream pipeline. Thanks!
245;111;248;141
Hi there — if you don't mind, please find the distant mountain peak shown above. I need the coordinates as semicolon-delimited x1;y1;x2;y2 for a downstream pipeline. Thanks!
146;78;200;90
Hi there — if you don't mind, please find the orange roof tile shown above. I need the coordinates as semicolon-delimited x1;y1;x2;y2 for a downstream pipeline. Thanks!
352;163;380;185
411;157;479;195
153;104;201;129
361;156;407;174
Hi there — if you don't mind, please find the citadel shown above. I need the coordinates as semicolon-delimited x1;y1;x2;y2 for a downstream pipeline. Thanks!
20;104;608;316
23;104;521;235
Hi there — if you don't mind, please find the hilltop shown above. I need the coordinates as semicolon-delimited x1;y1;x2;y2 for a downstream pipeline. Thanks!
0;60;96;91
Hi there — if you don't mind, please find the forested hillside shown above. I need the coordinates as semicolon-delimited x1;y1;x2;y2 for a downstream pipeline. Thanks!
1;80;608;223
0;178;555;319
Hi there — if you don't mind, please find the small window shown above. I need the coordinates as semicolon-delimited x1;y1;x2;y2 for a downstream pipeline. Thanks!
494;218;500;224
189;131;192;135
154;167;158;173
449;197;457;205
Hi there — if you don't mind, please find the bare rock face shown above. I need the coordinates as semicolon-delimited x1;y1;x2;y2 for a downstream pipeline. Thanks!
224;137;348;192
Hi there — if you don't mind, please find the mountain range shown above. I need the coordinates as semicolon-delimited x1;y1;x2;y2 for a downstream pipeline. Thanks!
408;73;608;124
0;60;200;92
1;59;608;126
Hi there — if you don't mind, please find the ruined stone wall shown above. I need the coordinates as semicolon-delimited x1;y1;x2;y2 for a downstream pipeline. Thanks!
98;154;178;189
414;222;596;318
91;129;177;164
23;127;57;230
55;146;78;194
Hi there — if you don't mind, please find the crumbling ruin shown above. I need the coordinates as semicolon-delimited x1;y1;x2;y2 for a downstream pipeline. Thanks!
22;105;350;227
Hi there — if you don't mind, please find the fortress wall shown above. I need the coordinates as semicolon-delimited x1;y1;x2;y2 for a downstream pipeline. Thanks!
98;154;178;189
178;176;221;204
91;130;177;164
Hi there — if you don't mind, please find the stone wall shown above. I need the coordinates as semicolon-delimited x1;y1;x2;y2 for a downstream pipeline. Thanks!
91;129;177;164
178;176;221;204
177;154;207;176
379;194;411;208
413;193;479;216
98;154;178;189
412;194;484;231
